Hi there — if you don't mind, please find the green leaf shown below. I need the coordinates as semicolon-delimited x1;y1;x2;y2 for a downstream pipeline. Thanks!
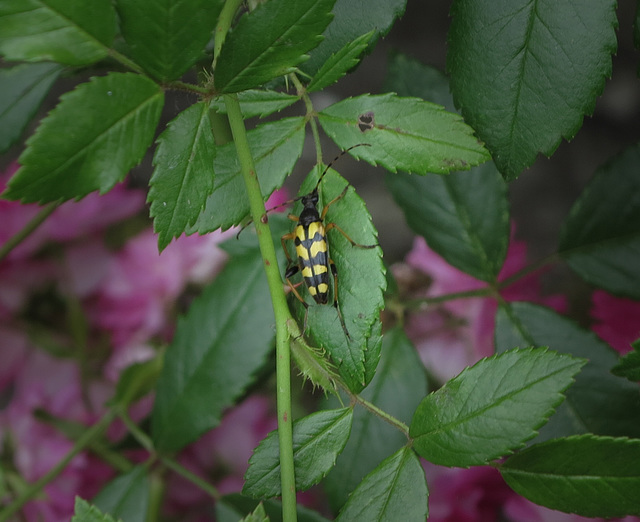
559;144;640;299
210;90;300;119
289;168;386;392
149;102;216;250
383;53;510;281
214;0;335;93
72;498;119;522
448;0;618;180
307;31;374;92
317;93;490;174
151;250;274;452
111;355;162;408
386;161;509;282
240;502;268;522
302;0;406;76
92;467;149;522
0;0;116;65
0;62;62;154
501;435;640;518
116;0;222;81
324;328;427;511
410;348;585;467
495;302;640;441
335;447;428;522
290;336;339;394
3;73;164;204
190;117;305;234
383;53;456;113
612;339;640;381
243;408;353;498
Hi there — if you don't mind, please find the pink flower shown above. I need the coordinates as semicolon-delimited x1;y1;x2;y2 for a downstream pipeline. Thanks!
0;327;30;391
0;163;145;261
85;227;231;350
424;464;512;522
590;290;640;354
399;229;565;382
1;350;113;521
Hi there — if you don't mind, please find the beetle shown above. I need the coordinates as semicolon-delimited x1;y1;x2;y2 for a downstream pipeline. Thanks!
279;144;377;339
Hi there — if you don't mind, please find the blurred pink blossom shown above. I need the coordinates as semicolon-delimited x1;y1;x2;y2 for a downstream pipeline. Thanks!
0;159;240;520
400;230;565;382
86;228;232;350
590;290;640;354
424;464;512;522
1;163;145;261
1;349;113;521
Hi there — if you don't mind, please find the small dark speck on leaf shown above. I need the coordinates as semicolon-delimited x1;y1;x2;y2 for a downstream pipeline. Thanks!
358;111;375;132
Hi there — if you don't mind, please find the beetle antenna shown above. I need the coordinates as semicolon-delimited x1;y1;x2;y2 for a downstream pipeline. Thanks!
313;143;371;193
236;143;371;239
235;192;308;239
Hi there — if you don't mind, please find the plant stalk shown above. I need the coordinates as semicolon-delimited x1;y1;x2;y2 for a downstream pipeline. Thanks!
223;93;298;522
0;202;59;262
0;409;117;521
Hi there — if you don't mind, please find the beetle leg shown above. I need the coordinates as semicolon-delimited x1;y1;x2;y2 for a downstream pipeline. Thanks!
328;257;351;340
324;222;378;249
320;185;349;220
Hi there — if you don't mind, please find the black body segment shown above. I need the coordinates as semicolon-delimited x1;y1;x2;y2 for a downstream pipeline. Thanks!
295;219;329;304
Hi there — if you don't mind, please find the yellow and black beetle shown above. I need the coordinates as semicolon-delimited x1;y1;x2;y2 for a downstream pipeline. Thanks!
279;144;377;339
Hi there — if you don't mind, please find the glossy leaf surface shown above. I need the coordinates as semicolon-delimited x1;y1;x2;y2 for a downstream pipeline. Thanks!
215;0;335;92
560;144;640;299
149;102;216;250
4;73;163;203
243;408;353;497
335;447;428;522
0;0;116;65
324;328;427;510
191;117;305;234
501;435;640;517
0;62;62;153
318;93;490;175
495;302;640;441
410;348;585;467
116;0;223;80
448;0;617;179
151;250;274;452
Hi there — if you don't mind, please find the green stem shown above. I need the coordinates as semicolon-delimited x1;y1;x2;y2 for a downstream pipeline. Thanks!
164;80;210;95
0;202;59;262
289;74;323;163
405;286;495;309
0;409;117;522
352;394;410;436
107;48;146;75
497;252;560;290
118;409;154;452
118;410;221;500
213;0;245;69
160;457;220;500
223;94;297;522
